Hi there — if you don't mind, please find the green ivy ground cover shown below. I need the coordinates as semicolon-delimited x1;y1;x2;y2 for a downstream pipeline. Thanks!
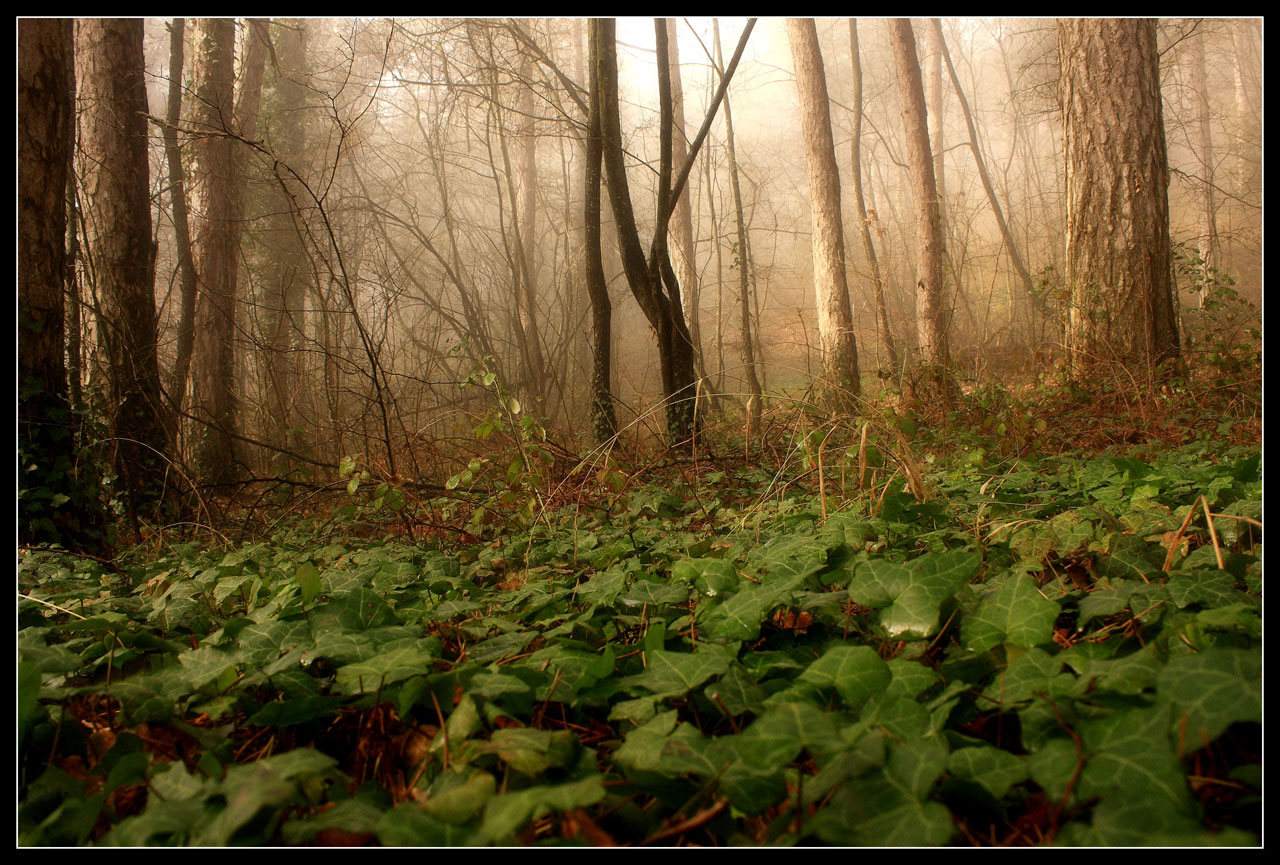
18;441;1261;846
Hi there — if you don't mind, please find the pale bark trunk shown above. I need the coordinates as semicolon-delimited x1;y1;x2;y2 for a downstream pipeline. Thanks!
786;17;861;404
665;18;707;390
1190;28;1218;300
849;19;899;374
889;18;950;372
713;18;763;428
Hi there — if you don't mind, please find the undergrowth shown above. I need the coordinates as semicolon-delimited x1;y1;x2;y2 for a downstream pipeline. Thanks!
18;369;1262;847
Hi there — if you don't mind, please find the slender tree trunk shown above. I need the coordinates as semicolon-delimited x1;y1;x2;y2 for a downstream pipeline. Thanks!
262;19;313;454
76;18;169;514
929;19;1038;326
704;151;727;391
787;17;861;405
584;19;617;443
1059;18;1179;375
849;19;899;375
665;18;708;395
712;18;763;429
189;18;241;483
163;18;200;420
1190;27;1218;303
595;18;690;442
924;18;947;240
514;52;549;404
190;18;268;484
889;18;950;378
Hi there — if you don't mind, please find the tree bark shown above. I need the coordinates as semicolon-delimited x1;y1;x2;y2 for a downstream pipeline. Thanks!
1059;18;1179;374
889;18;950;375
712;18;764;429
190;18;268;484
594;18;694;443
664;18;709;395
189;18;240;483
1190;27;1218;301
163;18;200;420
929;19;1038;329
19;18;92;546
786;17;861;405
584;19;617;443
76;18;169;513
261;19;313;454
848;19;899;375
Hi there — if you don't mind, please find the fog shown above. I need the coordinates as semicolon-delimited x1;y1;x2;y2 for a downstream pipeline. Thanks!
128;17;1260;476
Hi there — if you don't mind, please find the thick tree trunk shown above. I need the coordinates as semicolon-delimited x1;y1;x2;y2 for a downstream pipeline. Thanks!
19;19;92;546
787;17;861;405
76;18;169;512
889;18;950;375
1059;18;1179;374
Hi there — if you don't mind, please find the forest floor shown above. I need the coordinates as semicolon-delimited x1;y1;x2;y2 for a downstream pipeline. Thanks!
19;365;1262;846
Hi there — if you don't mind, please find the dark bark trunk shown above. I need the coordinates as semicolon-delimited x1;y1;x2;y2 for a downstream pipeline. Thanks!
1059;18;1179;375
76;18;170;513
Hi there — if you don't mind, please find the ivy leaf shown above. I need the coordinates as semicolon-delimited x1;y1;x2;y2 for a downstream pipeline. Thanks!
810;739;953;846
622;649;730;697
1157;648;1261;749
964;573;1061;651
947;746;1027;799
797;644;891;710
474;776;604;844
1077;705;1195;814
294;561;321;606
849;550;979;640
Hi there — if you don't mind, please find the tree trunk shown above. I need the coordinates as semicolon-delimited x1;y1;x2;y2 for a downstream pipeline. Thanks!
584;19;617;443
190;18;268;484
1059;18;1179;375
189;18;240;483
848;18;899;375
1190;27;1218;302
889;18;950;376
76;18;169;514
929;19;1038;331
514;52;549;404
163;18;200;421
19;18;94;547
712;18;764;430
665;18;709;398
261;19;313;456
786;17;861;405
595;18;694;443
